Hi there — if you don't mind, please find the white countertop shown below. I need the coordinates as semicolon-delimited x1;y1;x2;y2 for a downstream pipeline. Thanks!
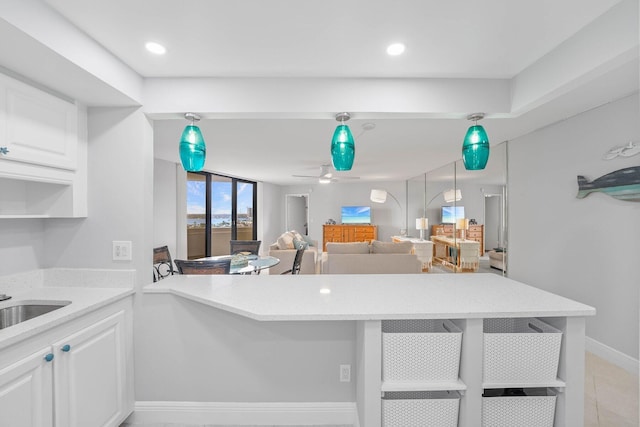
0;287;134;350
145;273;595;321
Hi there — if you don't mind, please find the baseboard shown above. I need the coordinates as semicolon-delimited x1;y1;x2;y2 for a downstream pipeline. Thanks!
586;336;639;375
124;401;358;426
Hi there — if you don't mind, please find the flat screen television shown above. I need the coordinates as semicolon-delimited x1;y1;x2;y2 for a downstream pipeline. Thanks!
441;206;465;224
341;206;371;224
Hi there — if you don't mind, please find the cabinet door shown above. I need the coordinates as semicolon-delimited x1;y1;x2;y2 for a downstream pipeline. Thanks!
0;73;78;171
0;347;53;427
53;310;127;427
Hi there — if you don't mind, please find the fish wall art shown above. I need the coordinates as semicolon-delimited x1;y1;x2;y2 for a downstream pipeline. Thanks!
577;166;640;202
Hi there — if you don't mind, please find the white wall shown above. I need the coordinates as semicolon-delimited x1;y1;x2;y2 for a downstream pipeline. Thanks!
258;182;283;254
0;219;45;276
508;93;639;359
135;294;356;402
153;158;178;259
280;181;407;244
45;107;154;289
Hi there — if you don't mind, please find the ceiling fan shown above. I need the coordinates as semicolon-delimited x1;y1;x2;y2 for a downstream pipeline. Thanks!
292;164;360;184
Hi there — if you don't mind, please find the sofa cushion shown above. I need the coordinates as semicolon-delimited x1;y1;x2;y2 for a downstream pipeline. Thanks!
291;230;305;242
276;232;295;249
326;242;370;254
371;240;413;254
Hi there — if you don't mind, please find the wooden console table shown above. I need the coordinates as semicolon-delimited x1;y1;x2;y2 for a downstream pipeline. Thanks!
432;224;484;254
431;235;480;272
323;224;377;251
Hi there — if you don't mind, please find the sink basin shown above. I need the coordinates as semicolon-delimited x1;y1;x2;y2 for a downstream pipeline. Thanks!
0;301;71;330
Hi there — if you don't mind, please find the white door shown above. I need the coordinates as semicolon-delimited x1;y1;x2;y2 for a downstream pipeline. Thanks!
53;311;127;427
0;347;53;427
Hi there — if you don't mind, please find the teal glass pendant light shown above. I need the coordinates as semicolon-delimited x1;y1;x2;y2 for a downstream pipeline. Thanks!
462;113;490;170
331;112;355;171
179;112;206;172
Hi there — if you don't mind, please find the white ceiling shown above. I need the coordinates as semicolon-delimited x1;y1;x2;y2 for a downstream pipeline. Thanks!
43;0;621;79
9;0;638;185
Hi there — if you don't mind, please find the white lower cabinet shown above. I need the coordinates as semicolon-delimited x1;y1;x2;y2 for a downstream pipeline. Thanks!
0;347;54;427
0;298;133;427
53;311;128;427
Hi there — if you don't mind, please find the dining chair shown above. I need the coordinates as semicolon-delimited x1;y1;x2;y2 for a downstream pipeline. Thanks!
153;245;175;282
280;247;305;275
230;240;261;255
458;241;480;272
174;258;231;275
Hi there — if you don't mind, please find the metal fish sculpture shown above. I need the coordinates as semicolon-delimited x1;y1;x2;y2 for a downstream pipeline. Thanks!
577;166;640;202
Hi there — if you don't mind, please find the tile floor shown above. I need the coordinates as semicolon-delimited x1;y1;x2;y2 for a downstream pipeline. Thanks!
120;352;638;427
585;352;639;426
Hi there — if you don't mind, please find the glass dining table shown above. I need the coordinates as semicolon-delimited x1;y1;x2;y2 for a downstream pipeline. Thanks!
197;255;280;274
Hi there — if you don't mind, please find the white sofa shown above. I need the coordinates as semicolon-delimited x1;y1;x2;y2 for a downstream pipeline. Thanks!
268;232;318;275
488;249;507;271
321;241;421;274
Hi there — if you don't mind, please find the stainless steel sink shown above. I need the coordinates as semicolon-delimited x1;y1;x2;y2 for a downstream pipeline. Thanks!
0;301;71;330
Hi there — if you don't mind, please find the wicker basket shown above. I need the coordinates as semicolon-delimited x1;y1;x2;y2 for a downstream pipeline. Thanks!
483;318;562;383
482;388;556;427
382;319;462;382
383;391;460;427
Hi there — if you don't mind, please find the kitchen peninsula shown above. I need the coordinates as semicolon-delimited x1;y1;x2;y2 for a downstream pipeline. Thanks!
143;273;594;427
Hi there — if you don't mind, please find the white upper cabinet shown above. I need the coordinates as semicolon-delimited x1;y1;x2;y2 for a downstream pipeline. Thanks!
0;72;86;218
0;74;78;171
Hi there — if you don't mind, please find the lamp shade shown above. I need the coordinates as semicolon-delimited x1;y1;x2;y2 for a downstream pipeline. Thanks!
443;189;462;203
457;218;469;230
462;124;490;170
179;122;206;172
416;217;428;230
370;189;387;203
331;123;355;171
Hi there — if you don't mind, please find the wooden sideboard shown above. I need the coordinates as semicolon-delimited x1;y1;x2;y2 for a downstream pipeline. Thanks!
467;224;484;254
322;224;377;251
432;224;484;254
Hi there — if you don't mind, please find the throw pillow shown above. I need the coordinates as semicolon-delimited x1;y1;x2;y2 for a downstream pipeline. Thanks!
326;242;371;254
277;232;295;250
291;230;304;242
371;240;413;254
293;238;309;250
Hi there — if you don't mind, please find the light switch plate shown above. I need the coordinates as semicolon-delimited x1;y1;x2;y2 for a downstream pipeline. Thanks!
113;241;132;261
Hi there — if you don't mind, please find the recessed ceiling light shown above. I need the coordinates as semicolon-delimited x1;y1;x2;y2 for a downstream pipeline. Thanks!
145;42;166;55
386;43;405;56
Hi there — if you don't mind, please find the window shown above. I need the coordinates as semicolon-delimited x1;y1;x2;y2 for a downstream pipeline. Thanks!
187;172;257;258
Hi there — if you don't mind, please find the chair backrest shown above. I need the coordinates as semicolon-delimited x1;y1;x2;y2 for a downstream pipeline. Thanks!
230;240;262;255
174;258;231;275
281;247;305;275
153;246;175;282
459;241;480;258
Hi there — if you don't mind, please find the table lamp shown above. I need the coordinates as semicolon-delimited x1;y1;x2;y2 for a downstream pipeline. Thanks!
457;218;469;240
416;218;428;240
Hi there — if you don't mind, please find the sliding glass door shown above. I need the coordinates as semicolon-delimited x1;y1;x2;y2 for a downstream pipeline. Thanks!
187;172;257;258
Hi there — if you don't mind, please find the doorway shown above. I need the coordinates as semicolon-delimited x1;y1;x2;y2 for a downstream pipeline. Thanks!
285;194;309;235
483;193;503;251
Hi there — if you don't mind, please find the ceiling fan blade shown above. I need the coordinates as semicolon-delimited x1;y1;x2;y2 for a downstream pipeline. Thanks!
292;174;319;178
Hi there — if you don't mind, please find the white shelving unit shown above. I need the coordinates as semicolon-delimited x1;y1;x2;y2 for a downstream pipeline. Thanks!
356;317;586;427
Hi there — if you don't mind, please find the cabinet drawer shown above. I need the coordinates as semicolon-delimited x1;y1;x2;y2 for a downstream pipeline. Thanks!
467;231;482;238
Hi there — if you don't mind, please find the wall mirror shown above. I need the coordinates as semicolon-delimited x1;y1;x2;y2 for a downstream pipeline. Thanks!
407;142;507;275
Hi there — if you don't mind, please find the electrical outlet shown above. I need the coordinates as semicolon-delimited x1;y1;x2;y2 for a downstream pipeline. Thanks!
339;364;351;382
113;241;132;261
